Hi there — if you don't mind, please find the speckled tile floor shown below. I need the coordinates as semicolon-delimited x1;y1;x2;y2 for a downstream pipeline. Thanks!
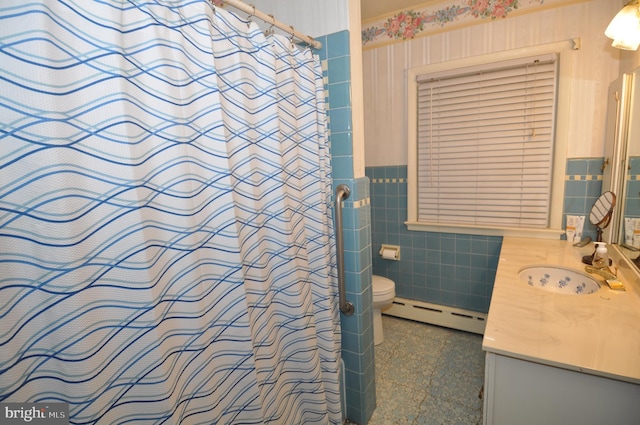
367;315;485;425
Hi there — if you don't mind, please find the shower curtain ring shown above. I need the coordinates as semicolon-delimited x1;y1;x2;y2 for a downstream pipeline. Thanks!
211;0;222;13
289;26;295;47
265;14;275;36
306;36;316;51
246;4;255;27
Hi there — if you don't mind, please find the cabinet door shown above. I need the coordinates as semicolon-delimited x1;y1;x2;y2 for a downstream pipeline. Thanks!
483;352;640;425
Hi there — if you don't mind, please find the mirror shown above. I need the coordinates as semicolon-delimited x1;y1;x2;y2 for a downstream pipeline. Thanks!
609;66;640;267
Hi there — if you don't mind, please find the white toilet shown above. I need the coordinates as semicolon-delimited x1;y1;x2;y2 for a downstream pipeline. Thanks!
372;275;396;345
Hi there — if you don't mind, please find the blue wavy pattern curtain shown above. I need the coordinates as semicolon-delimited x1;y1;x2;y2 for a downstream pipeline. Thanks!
0;1;341;424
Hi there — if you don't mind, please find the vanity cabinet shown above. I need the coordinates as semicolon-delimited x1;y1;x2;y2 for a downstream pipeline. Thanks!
483;237;640;424
483;352;640;425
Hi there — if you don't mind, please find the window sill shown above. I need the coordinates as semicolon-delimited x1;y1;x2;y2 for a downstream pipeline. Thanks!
405;221;564;239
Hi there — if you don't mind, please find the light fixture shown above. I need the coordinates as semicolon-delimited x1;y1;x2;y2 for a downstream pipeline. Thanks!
605;0;640;51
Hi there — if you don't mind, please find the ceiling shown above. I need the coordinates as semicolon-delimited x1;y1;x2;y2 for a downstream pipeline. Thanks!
361;0;440;22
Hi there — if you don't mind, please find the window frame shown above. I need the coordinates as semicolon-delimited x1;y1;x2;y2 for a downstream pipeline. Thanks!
406;41;576;239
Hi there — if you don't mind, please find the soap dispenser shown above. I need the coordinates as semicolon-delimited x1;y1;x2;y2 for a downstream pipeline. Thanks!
592;242;609;269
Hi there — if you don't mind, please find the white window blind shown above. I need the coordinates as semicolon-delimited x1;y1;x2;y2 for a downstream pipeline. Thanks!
416;54;558;228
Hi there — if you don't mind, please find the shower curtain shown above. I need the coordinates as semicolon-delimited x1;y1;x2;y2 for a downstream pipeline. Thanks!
0;1;342;424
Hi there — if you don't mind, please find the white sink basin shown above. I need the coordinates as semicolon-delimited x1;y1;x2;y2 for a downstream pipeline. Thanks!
518;266;600;295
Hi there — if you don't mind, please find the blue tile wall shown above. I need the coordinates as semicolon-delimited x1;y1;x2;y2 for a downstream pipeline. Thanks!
318;30;354;182
317;31;375;425
366;159;606;315
624;157;640;219
337;176;374;425
366;166;500;314
563;158;605;241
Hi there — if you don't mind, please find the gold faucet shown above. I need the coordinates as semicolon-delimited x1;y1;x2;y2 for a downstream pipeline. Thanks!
585;265;625;290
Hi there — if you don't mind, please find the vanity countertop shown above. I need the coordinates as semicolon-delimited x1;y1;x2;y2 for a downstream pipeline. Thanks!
482;236;640;385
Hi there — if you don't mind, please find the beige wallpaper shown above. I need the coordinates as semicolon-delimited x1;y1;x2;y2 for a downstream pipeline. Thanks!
363;0;626;167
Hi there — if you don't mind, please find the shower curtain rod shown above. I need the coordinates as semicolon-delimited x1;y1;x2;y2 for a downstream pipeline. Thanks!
215;0;322;50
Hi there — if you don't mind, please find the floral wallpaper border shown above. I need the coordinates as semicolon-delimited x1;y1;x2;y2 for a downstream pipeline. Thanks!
362;0;579;49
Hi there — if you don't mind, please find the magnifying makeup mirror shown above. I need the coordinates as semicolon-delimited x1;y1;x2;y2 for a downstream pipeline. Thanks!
590;191;616;241
582;191;616;265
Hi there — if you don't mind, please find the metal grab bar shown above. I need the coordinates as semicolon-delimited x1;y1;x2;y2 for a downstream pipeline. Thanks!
335;184;355;316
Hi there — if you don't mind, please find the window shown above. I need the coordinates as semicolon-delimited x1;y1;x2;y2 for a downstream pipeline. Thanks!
407;42;574;238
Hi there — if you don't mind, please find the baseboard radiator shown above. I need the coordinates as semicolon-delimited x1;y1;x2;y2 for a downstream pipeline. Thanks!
384;297;487;335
